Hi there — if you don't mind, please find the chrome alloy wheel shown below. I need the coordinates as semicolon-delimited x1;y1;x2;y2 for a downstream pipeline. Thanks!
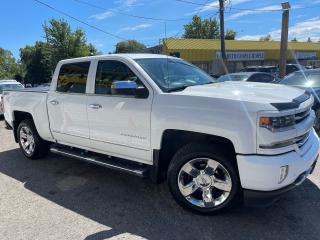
20;126;35;155
178;158;232;208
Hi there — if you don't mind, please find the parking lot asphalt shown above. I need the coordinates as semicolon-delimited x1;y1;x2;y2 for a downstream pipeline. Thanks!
0;119;319;240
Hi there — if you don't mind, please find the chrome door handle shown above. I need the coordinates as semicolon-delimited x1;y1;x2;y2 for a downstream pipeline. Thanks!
50;100;59;105
88;104;102;109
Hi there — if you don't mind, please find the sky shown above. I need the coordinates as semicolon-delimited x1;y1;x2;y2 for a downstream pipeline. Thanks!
1;0;320;59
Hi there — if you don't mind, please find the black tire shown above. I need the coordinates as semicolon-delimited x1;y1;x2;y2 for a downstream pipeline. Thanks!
17;119;50;159
167;142;241;215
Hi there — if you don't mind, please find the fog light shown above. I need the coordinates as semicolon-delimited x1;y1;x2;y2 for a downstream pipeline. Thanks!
279;165;289;183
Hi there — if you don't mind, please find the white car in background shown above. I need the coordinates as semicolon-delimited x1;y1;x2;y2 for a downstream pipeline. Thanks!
0;80;24;116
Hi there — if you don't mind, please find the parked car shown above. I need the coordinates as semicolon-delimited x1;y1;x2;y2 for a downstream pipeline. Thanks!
280;69;320;129
217;72;278;83
3;54;319;214
0;80;24;116
210;73;221;80
240;66;279;76
39;83;51;87
286;64;306;75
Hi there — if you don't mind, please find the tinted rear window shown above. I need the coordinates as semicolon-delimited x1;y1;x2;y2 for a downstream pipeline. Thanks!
56;62;91;93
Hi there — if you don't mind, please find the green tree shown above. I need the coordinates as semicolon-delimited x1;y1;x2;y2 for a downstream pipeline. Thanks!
291;37;298;42
225;29;236;40
307;37;312;42
20;42;52;84
259;34;271;41
115;40;146;53
0;48;22;80
20;18;99;84
183;15;220;39
43;19;98;69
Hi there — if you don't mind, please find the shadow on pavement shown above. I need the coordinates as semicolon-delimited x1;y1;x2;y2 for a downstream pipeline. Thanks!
0;148;319;240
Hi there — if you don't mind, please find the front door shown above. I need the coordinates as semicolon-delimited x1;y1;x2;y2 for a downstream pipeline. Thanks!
87;60;153;164
47;61;91;147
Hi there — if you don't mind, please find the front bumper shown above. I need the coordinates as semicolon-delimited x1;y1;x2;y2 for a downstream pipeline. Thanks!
237;128;319;191
243;160;317;206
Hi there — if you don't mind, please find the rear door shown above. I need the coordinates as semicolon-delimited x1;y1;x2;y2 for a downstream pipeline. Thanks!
47;61;92;147
87;59;153;163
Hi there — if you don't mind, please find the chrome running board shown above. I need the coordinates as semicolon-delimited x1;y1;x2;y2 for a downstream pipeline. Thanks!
50;145;149;177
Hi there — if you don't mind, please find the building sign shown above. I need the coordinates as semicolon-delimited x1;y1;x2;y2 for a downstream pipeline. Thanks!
294;51;317;60
216;51;265;61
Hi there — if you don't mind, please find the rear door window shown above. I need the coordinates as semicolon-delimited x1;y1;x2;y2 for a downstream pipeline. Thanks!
56;62;91;94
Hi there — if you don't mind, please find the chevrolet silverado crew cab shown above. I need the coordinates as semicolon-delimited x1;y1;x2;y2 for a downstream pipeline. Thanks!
3;54;319;214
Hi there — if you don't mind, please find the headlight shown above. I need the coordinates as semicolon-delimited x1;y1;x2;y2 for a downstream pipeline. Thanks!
259;115;295;131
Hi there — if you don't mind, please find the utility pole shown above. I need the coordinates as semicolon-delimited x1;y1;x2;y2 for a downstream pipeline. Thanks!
279;2;291;79
219;0;227;72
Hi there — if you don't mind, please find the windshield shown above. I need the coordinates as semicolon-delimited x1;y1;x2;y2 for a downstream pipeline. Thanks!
280;71;320;88
0;83;24;93
135;58;215;92
217;74;249;82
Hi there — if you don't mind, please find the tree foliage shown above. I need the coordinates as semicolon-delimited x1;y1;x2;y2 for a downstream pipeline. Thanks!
291;37;298;42
115;40;146;53
183;15;220;39
20;42;52;85
225;29;236;40
0;48;22;80
20;19;99;84
259;34;272;41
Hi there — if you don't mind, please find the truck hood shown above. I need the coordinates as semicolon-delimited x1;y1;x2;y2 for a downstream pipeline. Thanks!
176;81;305;105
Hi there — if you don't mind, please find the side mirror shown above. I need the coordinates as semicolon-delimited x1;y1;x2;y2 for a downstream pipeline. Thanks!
111;81;148;98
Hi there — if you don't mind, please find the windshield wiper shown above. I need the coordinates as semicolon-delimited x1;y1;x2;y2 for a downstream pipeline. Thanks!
166;81;216;93
199;81;216;85
166;85;190;92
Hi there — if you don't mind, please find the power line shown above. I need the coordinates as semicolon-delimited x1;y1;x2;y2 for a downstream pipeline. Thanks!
175;0;282;12
32;0;183;50
72;0;191;22
171;0;213;38
175;0;320;12
33;0;126;40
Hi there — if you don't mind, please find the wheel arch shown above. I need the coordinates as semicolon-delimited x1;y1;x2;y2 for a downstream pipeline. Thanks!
151;129;237;183
12;111;35;143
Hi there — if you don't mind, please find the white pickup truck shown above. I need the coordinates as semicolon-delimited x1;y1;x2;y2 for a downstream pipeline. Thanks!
3;54;319;214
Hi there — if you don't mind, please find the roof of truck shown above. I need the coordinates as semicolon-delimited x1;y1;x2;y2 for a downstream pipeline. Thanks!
60;53;176;63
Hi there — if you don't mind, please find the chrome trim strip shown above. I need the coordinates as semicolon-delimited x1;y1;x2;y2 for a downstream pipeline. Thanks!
259;131;310;149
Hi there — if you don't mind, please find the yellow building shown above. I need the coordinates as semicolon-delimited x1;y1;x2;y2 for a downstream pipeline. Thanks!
163;38;320;73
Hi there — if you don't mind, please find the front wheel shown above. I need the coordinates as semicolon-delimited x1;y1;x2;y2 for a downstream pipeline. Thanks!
167;143;241;214
17;119;50;159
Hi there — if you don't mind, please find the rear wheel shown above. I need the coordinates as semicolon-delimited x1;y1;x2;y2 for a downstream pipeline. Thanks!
17;119;50;159
167;143;241;214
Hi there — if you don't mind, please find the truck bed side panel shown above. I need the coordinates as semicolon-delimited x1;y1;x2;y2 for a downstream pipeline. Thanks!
4;91;54;142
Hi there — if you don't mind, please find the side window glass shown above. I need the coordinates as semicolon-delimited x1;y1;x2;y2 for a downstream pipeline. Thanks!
56;62;90;93
95;60;146;96
263;75;274;82
248;74;274;83
247;74;259;82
